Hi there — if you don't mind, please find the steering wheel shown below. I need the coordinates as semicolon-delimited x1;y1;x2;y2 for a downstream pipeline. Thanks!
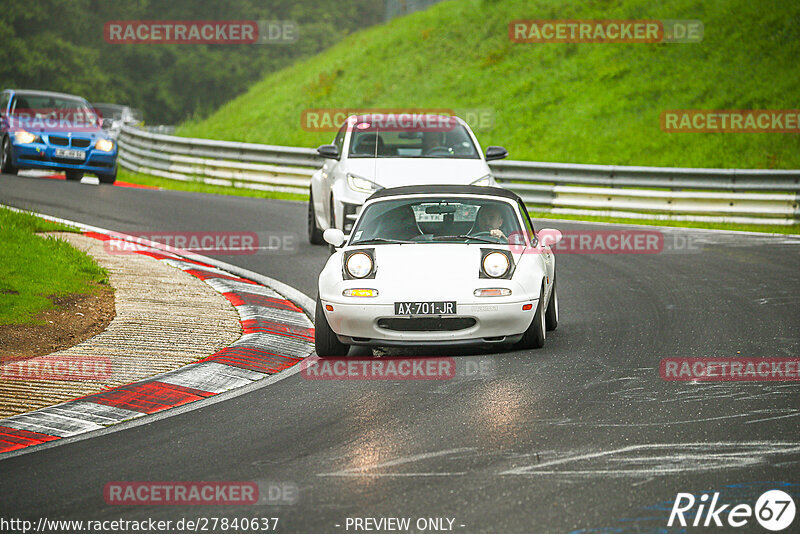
424;146;452;156
470;231;505;242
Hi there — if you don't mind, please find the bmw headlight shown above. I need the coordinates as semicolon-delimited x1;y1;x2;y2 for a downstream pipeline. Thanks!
347;173;382;194
470;175;493;186
482;251;510;278
94;138;115;152
13;130;40;144
346;252;373;278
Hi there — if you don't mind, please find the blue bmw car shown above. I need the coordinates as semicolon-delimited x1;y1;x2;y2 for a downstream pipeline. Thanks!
0;89;118;184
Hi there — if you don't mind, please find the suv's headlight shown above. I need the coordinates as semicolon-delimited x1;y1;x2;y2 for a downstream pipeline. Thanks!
94;138;115;152
470;174;493;186
13;130;40;144
347;173;382;193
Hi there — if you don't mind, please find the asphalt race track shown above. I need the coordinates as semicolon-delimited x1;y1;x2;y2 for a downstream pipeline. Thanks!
1;174;799;533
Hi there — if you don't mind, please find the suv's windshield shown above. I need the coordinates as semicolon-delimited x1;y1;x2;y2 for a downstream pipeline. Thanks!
348;119;480;159
350;197;524;245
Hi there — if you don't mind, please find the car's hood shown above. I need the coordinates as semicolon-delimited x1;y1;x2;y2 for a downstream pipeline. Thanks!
345;158;490;187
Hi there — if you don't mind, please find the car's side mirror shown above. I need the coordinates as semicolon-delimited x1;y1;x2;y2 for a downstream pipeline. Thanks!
323;228;345;247
317;144;339;160
485;146;508;161
537;228;563;247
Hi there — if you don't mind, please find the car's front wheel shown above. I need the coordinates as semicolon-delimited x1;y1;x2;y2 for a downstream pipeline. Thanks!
65;170;83;181
308;189;324;245
97;167;117;185
314;296;350;357
517;287;546;349
1;137;18;175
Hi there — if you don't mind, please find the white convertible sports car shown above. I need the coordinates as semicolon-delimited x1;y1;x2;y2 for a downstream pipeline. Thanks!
307;113;508;243
314;185;562;356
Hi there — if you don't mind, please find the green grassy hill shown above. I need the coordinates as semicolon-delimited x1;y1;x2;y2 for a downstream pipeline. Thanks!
178;0;800;169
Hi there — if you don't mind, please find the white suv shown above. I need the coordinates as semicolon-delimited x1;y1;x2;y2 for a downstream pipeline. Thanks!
307;114;508;244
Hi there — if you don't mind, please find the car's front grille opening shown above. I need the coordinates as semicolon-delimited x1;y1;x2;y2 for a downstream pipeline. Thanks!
71;138;91;148
49;136;69;146
377;317;476;332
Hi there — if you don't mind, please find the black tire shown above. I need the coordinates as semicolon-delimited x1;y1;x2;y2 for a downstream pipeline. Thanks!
1;137;18;175
65;170;83;181
308;190;324;245
97;167;117;185
327;199;337;254
314;296;349;357
545;276;558;331
517;287;546;349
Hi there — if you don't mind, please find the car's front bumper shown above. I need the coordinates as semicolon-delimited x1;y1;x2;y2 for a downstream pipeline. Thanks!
11;141;117;174
320;297;538;346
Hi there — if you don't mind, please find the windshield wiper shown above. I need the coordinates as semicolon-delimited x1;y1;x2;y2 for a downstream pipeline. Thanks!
351;237;416;245
433;234;501;244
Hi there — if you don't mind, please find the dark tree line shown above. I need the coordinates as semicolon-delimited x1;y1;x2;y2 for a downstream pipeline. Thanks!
1;0;384;123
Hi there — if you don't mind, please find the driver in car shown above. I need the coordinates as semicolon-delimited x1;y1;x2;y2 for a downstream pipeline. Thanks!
472;205;507;240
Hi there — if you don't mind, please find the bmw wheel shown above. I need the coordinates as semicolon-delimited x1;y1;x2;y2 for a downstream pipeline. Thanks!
1;137;18;175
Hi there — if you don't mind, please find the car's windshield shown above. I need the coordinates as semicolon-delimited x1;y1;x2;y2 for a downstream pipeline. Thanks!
9;94;98;125
348;119;480;159
350;197;524;245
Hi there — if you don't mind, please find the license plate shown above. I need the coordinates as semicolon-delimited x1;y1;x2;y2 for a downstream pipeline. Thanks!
394;301;456;315
54;148;85;160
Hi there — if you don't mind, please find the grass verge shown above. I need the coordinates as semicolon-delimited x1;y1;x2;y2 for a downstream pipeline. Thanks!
0;207;110;326
529;211;800;235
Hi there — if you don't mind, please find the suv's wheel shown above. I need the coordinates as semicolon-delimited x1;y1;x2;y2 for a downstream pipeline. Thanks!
517;287;546;349
1;137;18;175
545;276;558;331
314;296;349;357
65;170;83;181
308;189;324;245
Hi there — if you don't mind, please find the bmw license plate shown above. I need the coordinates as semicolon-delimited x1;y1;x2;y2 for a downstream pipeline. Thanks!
394;301;456;315
54;148;85;160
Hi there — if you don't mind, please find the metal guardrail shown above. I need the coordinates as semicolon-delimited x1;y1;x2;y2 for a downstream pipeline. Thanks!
118;125;800;225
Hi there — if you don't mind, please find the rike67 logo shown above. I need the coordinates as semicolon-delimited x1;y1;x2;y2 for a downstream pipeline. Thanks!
669;489;796;531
